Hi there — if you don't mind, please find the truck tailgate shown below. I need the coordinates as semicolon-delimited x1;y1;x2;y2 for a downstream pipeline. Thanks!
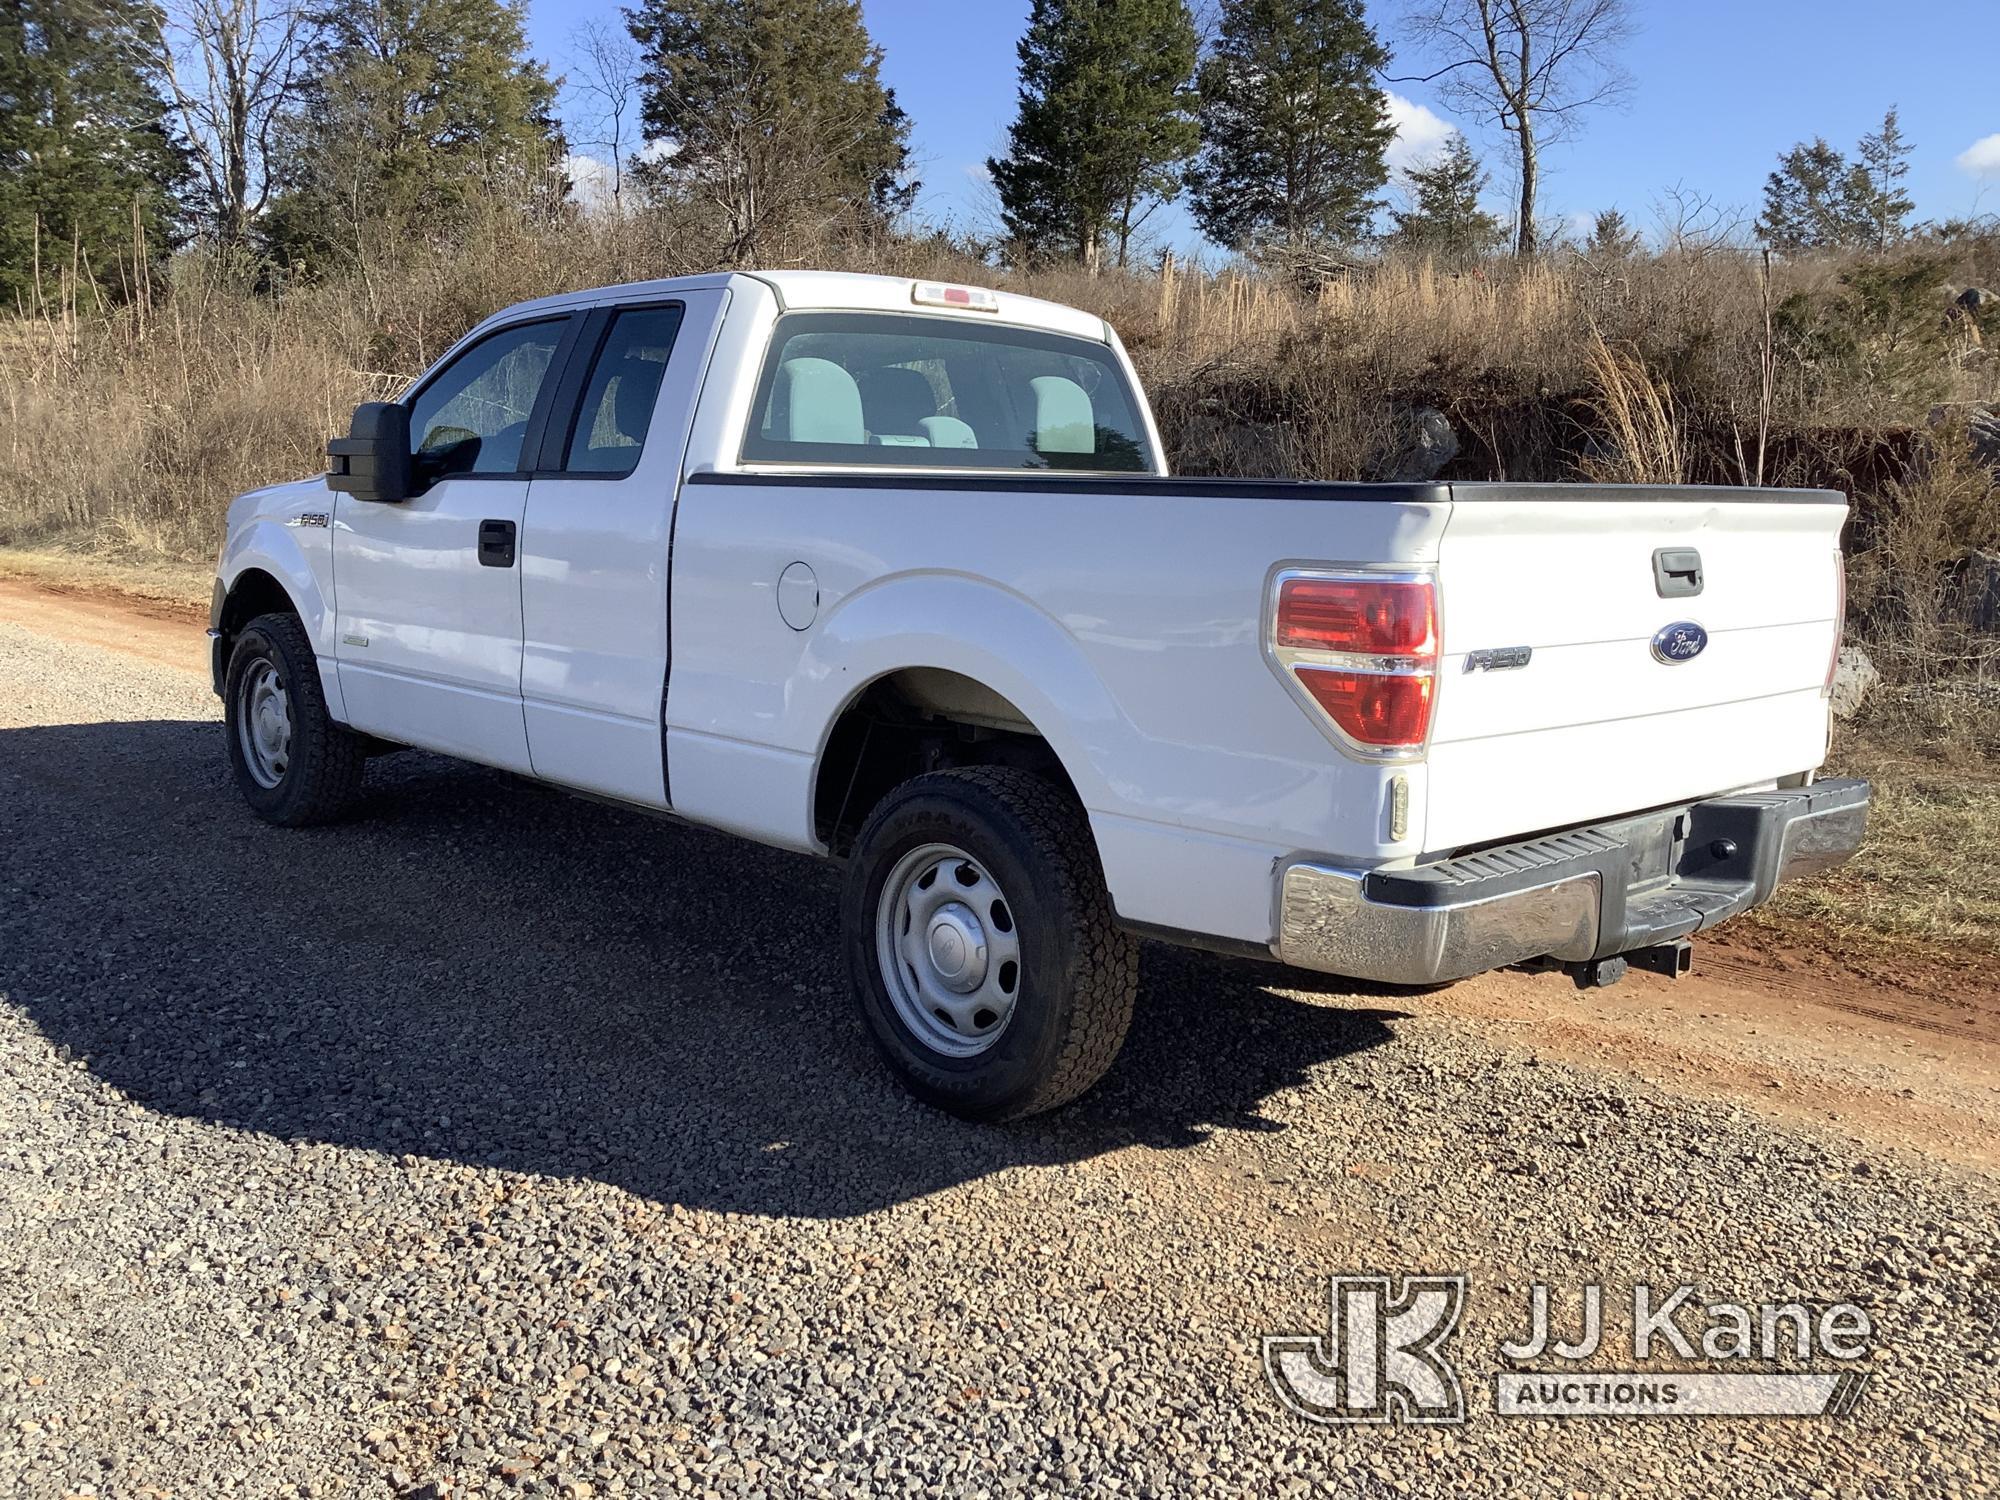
1425;485;1846;853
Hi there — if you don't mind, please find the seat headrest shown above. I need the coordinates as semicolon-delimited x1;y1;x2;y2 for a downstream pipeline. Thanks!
610;357;663;444
1029;375;1094;455
856;366;938;436
919;415;978;449
773;357;864;445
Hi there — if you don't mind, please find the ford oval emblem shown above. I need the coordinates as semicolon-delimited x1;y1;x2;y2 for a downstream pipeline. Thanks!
1651;620;1708;663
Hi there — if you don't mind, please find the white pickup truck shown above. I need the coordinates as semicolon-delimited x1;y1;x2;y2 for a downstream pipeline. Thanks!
211;270;1868;1119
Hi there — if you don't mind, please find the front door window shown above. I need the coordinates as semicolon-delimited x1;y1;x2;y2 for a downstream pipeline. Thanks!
407;320;566;482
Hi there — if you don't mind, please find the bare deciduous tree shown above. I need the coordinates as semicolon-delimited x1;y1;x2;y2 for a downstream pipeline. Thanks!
1393;0;1633;257
1650;181;1745;256
161;0;317;245
564;19;642;212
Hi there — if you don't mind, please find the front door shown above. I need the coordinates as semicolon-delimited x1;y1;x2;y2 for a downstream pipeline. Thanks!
332;315;575;772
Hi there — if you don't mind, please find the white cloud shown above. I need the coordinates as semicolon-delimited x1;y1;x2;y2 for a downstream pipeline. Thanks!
1384;92;1456;178
1957;133;2000;179
964;161;993;184
564;141;676;216
564;153;618;214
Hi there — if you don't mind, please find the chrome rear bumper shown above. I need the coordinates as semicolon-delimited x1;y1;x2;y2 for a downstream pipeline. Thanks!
1275;778;1870;986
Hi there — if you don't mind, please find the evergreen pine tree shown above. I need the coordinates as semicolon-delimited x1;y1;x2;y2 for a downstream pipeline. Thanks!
1855;106;1914;250
988;0;1199;271
625;0;914;262
1388;135;1502;263
0;0;184;306
264;0;560;268
1189;0;1393;256
1756;138;1871;252
1583;207;1640;259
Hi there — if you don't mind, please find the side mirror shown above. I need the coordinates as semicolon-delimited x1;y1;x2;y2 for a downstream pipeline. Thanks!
327;402;412;503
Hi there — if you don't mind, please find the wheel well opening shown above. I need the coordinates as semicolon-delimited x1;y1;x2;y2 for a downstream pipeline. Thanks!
813;669;1081;856
218;569;298;658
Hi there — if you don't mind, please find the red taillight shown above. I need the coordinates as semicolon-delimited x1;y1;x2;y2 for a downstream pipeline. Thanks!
1270;570;1438;756
1276;577;1437;657
1824;551;1847;697
1296;669;1435;747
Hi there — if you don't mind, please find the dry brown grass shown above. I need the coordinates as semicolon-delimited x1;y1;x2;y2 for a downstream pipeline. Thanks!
1575;332;1687;485
1846;423;2000;686
1759;697;2000;956
1;261;376;556
1;206;1995;581
1312;257;1585;384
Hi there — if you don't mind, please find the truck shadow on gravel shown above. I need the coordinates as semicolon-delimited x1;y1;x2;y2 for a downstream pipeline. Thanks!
1;720;1408;1218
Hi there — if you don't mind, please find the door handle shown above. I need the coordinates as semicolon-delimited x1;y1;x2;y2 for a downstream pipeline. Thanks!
478;518;517;568
1652;547;1702;598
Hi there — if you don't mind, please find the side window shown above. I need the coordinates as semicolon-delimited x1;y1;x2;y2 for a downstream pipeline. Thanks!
407;319;566;480
562;305;686;475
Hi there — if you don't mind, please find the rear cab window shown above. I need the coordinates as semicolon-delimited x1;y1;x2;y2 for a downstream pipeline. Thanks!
560;304;686;476
741;312;1155;473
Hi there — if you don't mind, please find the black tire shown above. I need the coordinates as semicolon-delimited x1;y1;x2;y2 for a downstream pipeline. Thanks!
842;766;1139;1121
223;611;365;826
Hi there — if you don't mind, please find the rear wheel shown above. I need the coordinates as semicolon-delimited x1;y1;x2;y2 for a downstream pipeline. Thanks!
223;612;365;826
842;766;1138;1121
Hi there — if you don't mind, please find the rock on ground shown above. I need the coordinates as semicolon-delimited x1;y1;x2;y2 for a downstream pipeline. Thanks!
1830;644;1882;719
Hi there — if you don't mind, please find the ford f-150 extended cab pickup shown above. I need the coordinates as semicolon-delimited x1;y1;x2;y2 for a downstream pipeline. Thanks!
211;270;1869;1119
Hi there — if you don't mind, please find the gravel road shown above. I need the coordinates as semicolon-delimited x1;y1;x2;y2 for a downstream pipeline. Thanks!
1;593;1995;1498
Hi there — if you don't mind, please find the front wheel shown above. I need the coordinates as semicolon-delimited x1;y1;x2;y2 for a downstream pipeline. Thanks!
841;767;1138;1121
223;612;365;826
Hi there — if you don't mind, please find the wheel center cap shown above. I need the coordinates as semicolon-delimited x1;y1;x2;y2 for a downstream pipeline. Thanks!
926;903;987;991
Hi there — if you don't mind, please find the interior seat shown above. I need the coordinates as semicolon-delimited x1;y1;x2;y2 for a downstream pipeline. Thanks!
771;357;865;445
609;356;665;447
857;367;938;440
1030;375;1095;456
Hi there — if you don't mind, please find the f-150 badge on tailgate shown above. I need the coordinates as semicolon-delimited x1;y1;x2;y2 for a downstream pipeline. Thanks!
1464;646;1532;673
1651;621;1708;663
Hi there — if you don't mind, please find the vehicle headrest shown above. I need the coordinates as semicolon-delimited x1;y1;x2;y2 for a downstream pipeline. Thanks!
1029;375;1094;455
856;366;937;436
611;357;663;443
919;415;978;449
774;357;864;445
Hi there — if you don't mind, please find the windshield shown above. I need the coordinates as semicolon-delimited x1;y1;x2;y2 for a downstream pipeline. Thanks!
742;312;1155;473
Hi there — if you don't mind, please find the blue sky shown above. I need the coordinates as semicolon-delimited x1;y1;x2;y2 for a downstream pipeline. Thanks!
526;0;2000;256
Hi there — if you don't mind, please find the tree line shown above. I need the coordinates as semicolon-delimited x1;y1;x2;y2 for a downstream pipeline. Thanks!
0;0;1940;309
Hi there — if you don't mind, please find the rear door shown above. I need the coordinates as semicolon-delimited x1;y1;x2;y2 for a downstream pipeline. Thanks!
516;289;729;807
333;314;578;772
1424;486;1846;853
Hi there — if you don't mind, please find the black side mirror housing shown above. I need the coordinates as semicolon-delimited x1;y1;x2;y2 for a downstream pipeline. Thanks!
327;402;412;503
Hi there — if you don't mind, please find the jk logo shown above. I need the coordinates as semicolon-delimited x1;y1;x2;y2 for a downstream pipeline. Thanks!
1263;1275;1467;1425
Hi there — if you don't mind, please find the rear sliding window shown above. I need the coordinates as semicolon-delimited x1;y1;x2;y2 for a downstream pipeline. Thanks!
741;312;1153;472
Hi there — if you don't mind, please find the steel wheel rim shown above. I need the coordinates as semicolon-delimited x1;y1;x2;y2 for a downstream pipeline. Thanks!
874;841;1023;1058
236;658;292;789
